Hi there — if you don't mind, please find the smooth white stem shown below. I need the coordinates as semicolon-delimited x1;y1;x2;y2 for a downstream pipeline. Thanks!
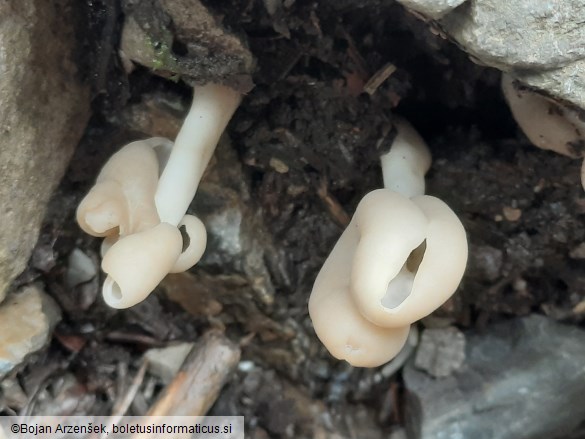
155;84;241;226
381;118;432;198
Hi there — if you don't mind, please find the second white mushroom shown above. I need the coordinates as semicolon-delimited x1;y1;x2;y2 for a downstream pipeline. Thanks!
309;117;468;367
501;73;585;191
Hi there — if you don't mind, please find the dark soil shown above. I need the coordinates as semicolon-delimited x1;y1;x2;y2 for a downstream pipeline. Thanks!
4;0;585;437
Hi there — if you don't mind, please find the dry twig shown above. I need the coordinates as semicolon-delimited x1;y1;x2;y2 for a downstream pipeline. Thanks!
111;360;148;421
146;331;240;417
364;63;397;95
316;178;351;228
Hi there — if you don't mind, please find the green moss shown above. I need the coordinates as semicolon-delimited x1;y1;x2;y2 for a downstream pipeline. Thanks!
147;36;178;71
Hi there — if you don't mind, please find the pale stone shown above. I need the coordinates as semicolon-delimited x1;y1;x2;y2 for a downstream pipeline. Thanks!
396;0;467;19
0;285;61;379
0;0;90;302
144;343;194;383
438;0;585;108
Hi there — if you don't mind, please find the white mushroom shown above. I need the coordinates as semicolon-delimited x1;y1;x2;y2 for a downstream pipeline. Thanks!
309;117;468;367
77;84;241;309
502;73;585;158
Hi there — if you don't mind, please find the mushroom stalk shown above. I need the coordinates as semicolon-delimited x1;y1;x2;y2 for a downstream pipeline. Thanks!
155;83;241;226
380;118;432;197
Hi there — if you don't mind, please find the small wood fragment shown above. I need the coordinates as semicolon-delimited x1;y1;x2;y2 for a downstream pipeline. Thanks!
340;27;370;80
316;178;351;228
104;361;148;439
502;206;522;222
147;331;241;417
364;63;398;95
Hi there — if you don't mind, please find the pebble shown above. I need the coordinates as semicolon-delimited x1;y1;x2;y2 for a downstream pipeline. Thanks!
0;285;61;379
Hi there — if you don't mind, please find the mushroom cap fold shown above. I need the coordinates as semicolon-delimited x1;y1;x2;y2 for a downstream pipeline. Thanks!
100;233;119;258
101;222;183;309
77;181;127;237
351;192;468;328
309;285;411;368
350;190;428;320
76;139;163;237
170;214;207;273
309;197;412;367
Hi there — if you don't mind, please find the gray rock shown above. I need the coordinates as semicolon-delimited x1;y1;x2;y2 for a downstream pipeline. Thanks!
414;327;465;378
441;1;585;70
31;373;97;416
569;242;585;259
144;342;194;383
0;0;90;302
0;285;61;379
65;249;98;289
396;0;467;20
515;61;585;110
436;0;585;108
195;143;278;308
357;328;420;399
0;378;28;410
390;429;408;439
468;245;503;282
404;315;585;439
